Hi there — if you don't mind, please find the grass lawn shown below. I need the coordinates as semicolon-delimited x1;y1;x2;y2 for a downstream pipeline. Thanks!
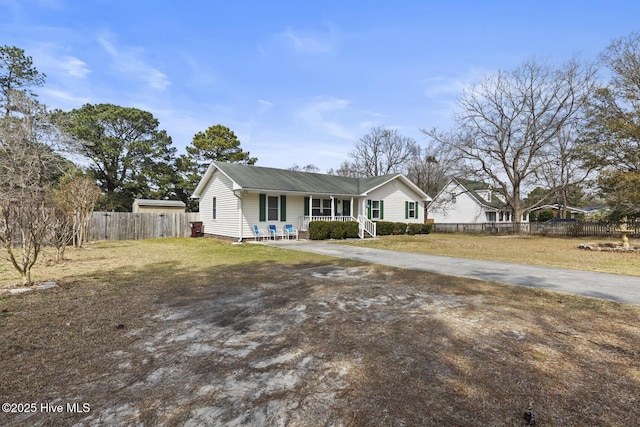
1;237;640;426
342;233;640;276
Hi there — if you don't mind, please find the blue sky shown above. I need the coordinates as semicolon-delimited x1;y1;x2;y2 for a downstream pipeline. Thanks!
2;0;640;172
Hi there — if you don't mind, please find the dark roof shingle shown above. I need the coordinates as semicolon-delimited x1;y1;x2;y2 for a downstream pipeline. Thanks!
214;161;399;195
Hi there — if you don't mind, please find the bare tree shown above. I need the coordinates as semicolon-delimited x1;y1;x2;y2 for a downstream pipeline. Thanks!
535;124;595;218
47;201;75;263
347;126;419;177
407;140;461;197
0;93;62;285
425;58;596;223
327;160;361;177
52;173;102;249
289;164;320;173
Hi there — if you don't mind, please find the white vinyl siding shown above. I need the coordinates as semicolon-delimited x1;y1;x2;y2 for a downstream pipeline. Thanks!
366;180;424;223
428;180;525;224
429;181;486;224
241;194;307;238
199;170;238;238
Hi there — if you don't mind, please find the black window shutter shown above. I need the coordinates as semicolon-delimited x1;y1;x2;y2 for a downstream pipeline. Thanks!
280;195;287;221
259;194;266;222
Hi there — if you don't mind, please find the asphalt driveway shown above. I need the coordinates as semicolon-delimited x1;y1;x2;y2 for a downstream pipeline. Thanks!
268;240;640;305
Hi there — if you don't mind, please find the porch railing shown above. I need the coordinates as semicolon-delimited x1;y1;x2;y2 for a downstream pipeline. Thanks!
357;215;376;238
300;215;357;231
300;215;377;239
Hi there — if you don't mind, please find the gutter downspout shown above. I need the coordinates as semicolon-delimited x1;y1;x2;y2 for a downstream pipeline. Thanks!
234;190;243;243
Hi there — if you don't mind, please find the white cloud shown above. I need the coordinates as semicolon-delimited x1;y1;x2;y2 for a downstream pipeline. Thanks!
277;24;337;54
298;97;355;140
57;55;90;78
39;87;90;108
21;42;91;80
98;35;170;90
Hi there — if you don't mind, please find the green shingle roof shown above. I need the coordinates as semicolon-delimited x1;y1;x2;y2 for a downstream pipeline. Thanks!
212;161;401;195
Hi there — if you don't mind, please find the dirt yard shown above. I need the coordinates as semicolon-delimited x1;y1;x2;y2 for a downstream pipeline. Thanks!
1;240;640;426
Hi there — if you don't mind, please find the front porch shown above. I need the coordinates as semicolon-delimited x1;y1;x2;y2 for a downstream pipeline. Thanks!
299;215;376;238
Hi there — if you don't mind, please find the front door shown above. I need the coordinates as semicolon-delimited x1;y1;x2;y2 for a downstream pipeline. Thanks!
342;200;351;217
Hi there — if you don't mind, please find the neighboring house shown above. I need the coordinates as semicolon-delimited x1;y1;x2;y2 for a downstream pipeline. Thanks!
132;199;186;213
529;204;609;220
192;161;431;241
529;204;586;220
428;178;528;224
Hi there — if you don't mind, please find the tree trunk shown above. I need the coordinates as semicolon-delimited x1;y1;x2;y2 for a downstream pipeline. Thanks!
511;186;524;233
21;270;31;286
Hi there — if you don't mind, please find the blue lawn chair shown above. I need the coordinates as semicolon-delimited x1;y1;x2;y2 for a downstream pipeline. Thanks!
284;224;299;240
252;225;267;241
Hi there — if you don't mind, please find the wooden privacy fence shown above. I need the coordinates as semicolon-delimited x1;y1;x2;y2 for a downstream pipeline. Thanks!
433;222;639;237
87;212;201;241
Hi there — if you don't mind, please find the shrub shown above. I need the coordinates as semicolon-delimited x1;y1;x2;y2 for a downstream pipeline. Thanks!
329;222;346;239
421;223;432;234
392;222;408;235
407;223;423;235
537;210;554;222
310;221;360;240
376;221;396;236
309;221;330;240
344;221;360;238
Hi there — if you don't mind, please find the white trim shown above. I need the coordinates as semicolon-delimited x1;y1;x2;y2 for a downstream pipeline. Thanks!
363;174;432;202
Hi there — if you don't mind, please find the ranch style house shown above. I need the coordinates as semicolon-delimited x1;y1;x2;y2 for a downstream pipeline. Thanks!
192;161;432;241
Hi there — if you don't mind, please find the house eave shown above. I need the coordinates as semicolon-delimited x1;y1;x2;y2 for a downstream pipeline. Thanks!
237;187;360;197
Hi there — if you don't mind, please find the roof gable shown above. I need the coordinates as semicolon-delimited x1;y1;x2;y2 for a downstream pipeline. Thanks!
452;178;508;209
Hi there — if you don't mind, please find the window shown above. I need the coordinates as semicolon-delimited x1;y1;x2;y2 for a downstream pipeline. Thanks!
408;202;416;219
260;194;286;222
372;200;381;219
486;212;496;222
312;198;332;216
267;196;279;221
367;199;384;220
405;201;419;219
212;197;217;220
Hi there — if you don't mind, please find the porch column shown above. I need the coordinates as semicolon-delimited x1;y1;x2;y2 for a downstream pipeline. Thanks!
331;196;335;220
350;197;354;218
